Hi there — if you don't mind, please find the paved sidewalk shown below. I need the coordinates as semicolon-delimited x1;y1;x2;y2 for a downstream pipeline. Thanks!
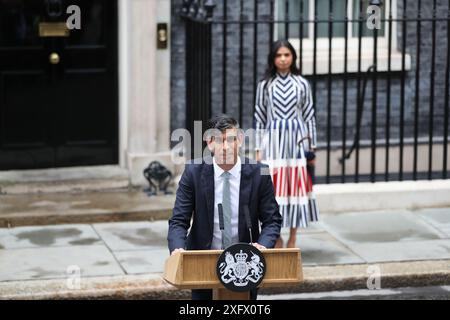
2;180;450;228
0;207;449;299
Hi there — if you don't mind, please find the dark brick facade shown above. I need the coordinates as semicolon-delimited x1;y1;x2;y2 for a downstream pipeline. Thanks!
171;0;449;149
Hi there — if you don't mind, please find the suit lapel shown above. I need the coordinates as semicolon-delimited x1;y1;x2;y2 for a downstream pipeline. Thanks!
238;159;253;241
201;160;215;236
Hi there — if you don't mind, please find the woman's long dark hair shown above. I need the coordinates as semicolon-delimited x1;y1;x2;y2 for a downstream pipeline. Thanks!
264;40;300;80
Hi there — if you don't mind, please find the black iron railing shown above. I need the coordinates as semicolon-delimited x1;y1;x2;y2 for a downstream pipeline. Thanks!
181;0;450;184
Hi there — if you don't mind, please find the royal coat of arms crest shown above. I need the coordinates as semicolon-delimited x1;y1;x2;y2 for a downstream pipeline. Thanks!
216;243;266;292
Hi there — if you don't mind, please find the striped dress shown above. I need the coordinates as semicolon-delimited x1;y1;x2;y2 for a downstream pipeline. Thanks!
254;72;319;228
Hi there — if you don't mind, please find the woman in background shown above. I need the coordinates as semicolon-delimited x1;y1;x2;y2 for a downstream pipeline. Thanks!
254;40;319;248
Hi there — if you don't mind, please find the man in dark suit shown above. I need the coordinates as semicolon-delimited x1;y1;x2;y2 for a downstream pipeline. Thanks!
167;114;282;300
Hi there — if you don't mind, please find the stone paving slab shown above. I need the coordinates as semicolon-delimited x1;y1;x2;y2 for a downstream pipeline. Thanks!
0;224;100;249
416;208;450;237
294;221;326;234
347;239;450;263
113;249;169;274
442;228;450;237
0;245;124;282
93;221;167;251
320;210;447;246
296;232;365;266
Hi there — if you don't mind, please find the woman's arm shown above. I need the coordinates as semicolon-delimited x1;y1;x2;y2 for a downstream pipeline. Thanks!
254;80;268;158
301;79;317;151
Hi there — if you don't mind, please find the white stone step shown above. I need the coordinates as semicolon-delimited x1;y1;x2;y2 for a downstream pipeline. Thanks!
0;166;130;194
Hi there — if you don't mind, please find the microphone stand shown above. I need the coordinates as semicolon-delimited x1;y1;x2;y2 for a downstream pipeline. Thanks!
244;205;253;244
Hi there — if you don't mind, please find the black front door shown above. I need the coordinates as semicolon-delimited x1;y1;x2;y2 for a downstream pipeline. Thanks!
0;0;118;170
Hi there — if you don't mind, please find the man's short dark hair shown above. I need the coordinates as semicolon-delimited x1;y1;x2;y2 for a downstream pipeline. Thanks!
207;114;240;132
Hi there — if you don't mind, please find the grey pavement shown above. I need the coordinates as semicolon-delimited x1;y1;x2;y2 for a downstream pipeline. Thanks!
1;207;449;281
0;207;449;298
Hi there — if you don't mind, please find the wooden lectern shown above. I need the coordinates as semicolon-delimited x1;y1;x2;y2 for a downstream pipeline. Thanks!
164;248;302;300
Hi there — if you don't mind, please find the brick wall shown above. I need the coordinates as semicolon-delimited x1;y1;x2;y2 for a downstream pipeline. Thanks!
171;0;449;149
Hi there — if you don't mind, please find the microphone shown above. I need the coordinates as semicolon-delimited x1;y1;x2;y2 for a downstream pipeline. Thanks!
218;203;224;231
244;205;253;244
218;203;225;249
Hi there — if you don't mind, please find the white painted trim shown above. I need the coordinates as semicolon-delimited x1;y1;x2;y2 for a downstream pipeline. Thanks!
314;180;450;213
156;0;171;154
118;0;130;168
292;44;411;75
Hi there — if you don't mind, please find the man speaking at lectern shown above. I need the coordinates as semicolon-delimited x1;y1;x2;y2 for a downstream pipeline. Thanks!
167;114;282;300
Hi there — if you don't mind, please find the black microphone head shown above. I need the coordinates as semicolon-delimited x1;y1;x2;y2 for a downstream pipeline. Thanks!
218;203;224;230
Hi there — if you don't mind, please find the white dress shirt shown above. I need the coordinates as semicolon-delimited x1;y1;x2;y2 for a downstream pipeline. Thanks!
211;157;241;250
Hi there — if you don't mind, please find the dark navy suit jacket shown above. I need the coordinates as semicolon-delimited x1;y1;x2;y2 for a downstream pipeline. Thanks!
167;157;282;253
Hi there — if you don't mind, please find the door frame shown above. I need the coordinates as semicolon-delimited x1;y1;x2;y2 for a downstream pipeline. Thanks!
118;0;172;180
118;0;129;168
